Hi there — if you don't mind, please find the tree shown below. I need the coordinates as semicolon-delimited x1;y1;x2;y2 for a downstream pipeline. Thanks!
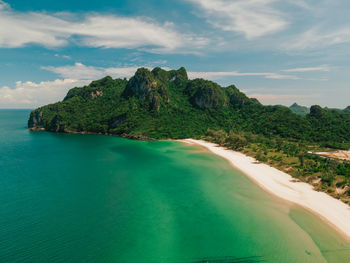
225;131;247;150
298;154;305;167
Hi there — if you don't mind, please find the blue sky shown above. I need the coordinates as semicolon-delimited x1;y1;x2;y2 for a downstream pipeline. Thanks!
0;0;349;108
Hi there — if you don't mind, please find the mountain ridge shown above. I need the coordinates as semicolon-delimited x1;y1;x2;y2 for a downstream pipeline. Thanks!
28;67;350;145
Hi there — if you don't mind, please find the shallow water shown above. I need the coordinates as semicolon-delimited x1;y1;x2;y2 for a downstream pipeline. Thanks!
0;110;349;262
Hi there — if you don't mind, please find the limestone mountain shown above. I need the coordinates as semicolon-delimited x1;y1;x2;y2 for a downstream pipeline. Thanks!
28;67;350;143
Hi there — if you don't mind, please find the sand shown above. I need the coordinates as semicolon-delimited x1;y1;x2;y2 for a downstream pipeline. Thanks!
314;150;350;161
184;139;350;241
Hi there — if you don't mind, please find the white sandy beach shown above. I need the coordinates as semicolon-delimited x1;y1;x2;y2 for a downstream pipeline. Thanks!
184;139;350;241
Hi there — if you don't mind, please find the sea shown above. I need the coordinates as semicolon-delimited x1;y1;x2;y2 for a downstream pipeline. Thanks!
0;109;349;263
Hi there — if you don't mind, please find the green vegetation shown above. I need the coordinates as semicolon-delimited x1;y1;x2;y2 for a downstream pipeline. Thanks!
289;103;310;116
28;67;350;202
204;129;350;203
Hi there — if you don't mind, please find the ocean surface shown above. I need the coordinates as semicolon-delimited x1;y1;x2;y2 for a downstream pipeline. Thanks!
1;110;350;263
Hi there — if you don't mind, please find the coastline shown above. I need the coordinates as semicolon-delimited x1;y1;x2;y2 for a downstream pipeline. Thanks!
184;139;350;241
27;127;156;141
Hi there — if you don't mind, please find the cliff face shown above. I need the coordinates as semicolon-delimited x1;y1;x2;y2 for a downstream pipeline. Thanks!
123;68;170;110
28;110;65;132
225;85;258;106
185;79;260;109
192;86;227;109
28;111;44;130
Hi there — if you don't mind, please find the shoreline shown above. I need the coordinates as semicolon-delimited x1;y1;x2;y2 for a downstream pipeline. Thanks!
184;139;350;241
27;127;156;141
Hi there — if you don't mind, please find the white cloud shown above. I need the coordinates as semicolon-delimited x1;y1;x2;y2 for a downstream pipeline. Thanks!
45;63;331;83
247;93;319;105
0;1;207;53
0;63;331;108
187;0;288;39
45;64;302;81
43;62;175;80
42;63;140;80
285;27;350;50
187;65;332;81
0;62;144;108
0;0;9;10
0;79;91;108
282;65;330;72
285;0;311;10
44;63;331;83
1;64;175;108
55;54;71;59
188;71;299;80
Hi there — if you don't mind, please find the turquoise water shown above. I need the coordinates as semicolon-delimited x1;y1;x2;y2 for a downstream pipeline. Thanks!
0;110;350;263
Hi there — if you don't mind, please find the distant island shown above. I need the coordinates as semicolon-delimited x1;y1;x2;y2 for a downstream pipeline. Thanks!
289;102;350;116
28;67;350;203
289;103;310;116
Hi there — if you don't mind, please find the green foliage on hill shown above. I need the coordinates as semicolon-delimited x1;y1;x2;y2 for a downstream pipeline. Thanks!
28;67;350;145
289;103;310;116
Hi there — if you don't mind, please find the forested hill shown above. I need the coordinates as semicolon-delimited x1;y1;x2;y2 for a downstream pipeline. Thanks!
28;67;350;146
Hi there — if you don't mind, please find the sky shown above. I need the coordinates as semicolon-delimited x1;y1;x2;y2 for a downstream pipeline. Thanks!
0;0;350;109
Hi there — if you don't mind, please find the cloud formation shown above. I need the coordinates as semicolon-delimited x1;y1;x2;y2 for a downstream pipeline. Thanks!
0;79;90;108
0;0;9;10
0;62;332;108
42;63;140;80
54;54;71;60
281;66;330;73
44;63;330;82
188;71;299;80
0;1;207;53
285;27;350;50
187;0;288;39
44;63;302;81
0;64;153;108
247;93;319;105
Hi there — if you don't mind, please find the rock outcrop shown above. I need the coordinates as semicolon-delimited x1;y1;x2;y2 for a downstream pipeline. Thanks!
225;85;258;106
123;68;170;110
186;79;228;109
91;90;103;99
28;110;44;130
